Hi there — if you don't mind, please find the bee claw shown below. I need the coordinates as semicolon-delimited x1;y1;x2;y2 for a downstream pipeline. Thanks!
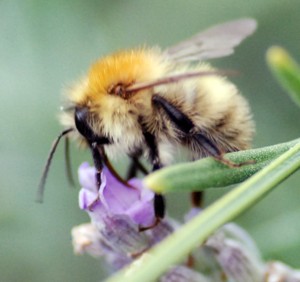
214;156;256;168
138;217;161;232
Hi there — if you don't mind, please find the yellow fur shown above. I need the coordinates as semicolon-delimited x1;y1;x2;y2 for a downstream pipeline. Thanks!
69;48;169;104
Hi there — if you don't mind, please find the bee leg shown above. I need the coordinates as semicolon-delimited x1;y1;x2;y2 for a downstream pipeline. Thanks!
138;193;165;232
152;94;245;167
138;131;166;231
126;157;149;180
96;146;139;190
191;191;204;207
193;133;252;167
143;131;166;219
154;193;166;218
152;95;194;134
90;142;104;188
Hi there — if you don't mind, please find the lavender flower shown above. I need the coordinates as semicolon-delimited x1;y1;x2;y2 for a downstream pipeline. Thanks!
74;162;176;271
78;162;155;227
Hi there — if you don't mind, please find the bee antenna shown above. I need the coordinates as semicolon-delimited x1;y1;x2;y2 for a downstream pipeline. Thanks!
36;128;74;203
64;134;75;187
126;70;239;93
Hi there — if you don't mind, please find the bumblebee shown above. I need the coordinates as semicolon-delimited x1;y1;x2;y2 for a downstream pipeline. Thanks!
39;19;256;228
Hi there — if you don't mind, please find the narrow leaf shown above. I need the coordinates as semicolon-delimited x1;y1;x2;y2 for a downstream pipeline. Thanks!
144;139;299;193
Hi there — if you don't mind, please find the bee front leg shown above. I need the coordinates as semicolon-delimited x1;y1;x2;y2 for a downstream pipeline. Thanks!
138;131;166;231
90;142;103;188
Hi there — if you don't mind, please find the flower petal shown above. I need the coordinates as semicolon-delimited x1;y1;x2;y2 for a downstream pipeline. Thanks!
79;188;98;210
78;162;98;191
100;167;140;213
125;183;155;226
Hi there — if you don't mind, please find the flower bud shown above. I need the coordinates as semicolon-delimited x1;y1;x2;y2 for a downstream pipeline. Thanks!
160;265;211;282
71;223;104;258
206;225;264;282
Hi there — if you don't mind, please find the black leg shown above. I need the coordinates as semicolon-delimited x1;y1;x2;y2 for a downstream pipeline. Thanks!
142;130;166;217
89;144;136;211
143;131;162;170
138;130;166;231
139;192;165;232
191;191;204;207
90;142;103;188
152;95;193;134
97;145;135;188
152;94;240;166
154;193;165;218
194;133;252;167
193;133;223;158
126;156;149;180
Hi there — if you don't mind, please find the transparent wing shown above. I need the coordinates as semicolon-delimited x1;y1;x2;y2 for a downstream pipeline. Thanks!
164;18;257;62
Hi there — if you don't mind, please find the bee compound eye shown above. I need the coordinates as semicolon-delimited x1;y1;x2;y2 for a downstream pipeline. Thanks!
74;107;110;145
74;107;95;141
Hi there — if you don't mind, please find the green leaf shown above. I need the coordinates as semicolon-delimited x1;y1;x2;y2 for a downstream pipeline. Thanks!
106;141;300;282
144;139;300;193
267;46;300;108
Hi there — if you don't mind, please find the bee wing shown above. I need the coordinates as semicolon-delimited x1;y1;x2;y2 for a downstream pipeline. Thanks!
164;18;257;62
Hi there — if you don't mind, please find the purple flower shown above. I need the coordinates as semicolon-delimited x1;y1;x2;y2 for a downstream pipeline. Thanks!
75;162;175;270
78;162;155;227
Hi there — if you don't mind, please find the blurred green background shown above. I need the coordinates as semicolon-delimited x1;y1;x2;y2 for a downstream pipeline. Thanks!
1;1;300;281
